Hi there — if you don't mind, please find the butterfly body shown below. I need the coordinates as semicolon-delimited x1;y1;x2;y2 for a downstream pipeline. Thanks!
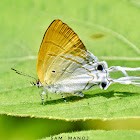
36;20;140;102
11;19;140;104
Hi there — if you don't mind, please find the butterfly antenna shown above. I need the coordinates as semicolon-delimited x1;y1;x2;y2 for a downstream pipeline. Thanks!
11;68;37;81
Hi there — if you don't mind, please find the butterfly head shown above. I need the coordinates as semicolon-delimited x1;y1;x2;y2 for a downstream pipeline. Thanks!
31;80;42;88
11;68;43;88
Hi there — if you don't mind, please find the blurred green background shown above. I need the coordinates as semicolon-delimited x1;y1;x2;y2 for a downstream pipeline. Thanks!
0;0;140;139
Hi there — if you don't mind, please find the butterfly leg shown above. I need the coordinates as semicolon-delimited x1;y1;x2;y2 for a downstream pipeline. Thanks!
60;93;67;103
73;91;84;97
39;91;46;105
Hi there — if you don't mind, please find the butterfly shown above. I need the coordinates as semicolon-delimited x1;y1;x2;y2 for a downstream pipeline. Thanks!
11;19;140;104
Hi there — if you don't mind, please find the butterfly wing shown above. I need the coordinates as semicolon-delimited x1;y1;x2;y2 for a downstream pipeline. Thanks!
37;20;98;86
55;50;100;93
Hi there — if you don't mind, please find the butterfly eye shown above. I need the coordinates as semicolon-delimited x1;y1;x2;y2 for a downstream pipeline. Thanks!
37;80;40;85
97;64;103;71
52;70;55;73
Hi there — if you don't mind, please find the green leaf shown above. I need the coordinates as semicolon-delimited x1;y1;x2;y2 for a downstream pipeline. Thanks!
42;130;140;140
0;0;140;139
0;114;140;139
0;0;140;130
0;82;140;120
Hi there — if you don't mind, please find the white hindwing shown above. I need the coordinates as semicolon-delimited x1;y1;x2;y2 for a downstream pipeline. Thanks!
45;51;106;95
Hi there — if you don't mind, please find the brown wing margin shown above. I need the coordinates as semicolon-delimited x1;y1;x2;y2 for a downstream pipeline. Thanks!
37;19;87;84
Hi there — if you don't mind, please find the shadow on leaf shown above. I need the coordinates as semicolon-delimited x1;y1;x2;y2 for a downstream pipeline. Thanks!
84;90;139;99
43;90;138;105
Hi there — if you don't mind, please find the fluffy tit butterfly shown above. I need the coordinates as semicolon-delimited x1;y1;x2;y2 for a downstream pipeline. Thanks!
11;19;140;104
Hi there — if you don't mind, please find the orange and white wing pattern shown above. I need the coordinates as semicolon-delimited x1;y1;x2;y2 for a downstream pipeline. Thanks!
37;20;98;86
37;19;140;96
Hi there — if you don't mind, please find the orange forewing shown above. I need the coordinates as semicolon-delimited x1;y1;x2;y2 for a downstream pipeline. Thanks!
37;20;87;85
